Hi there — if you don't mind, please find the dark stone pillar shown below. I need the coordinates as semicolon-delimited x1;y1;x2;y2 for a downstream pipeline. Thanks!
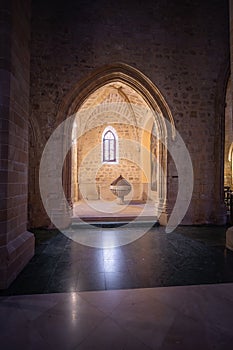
0;0;34;289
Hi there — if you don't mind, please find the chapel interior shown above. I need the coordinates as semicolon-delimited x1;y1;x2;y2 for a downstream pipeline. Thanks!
1;0;233;348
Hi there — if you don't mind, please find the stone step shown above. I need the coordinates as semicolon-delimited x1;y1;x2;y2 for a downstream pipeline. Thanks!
71;216;159;228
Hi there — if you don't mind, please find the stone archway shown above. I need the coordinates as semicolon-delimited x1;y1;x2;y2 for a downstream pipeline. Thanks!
57;63;175;223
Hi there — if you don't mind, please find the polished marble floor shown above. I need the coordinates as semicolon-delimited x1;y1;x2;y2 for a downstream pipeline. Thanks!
1;284;233;349
0;225;232;296
1;225;233;349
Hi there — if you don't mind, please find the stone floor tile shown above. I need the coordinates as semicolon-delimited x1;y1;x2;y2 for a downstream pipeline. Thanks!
77;272;106;291
1;226;233;296
76;317;152;350
78;289;130;314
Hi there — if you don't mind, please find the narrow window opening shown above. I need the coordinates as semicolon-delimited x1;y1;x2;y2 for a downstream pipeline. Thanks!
102;127;118;163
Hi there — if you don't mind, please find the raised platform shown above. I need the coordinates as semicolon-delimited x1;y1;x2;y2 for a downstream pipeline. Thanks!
71;199;159;227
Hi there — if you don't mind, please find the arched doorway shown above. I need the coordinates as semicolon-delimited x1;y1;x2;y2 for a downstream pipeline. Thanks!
58;63;175;223
72;82;162;206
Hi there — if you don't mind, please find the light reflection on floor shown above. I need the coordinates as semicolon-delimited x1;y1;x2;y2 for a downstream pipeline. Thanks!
1;284;233;349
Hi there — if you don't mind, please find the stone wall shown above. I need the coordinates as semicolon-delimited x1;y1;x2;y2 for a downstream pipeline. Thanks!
29;0;229;227
77;124;144;201
0;0;34;289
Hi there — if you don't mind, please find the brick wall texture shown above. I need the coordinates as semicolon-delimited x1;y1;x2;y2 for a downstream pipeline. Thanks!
0;0;34;289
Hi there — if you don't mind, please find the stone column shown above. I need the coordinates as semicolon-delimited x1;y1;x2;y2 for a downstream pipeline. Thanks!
0;0;34;289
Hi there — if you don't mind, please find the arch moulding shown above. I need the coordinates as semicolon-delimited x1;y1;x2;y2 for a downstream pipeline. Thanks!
56;62;176;139
58;62;175;225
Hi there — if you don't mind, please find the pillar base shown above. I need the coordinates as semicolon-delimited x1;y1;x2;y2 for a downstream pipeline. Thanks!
159;212;169;226
0;231;35;289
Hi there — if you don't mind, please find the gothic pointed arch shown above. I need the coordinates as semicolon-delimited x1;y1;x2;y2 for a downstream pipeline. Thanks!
56;62;176;139
58;62;175;223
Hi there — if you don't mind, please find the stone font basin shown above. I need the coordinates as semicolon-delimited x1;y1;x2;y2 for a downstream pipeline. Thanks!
110;175;131;204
